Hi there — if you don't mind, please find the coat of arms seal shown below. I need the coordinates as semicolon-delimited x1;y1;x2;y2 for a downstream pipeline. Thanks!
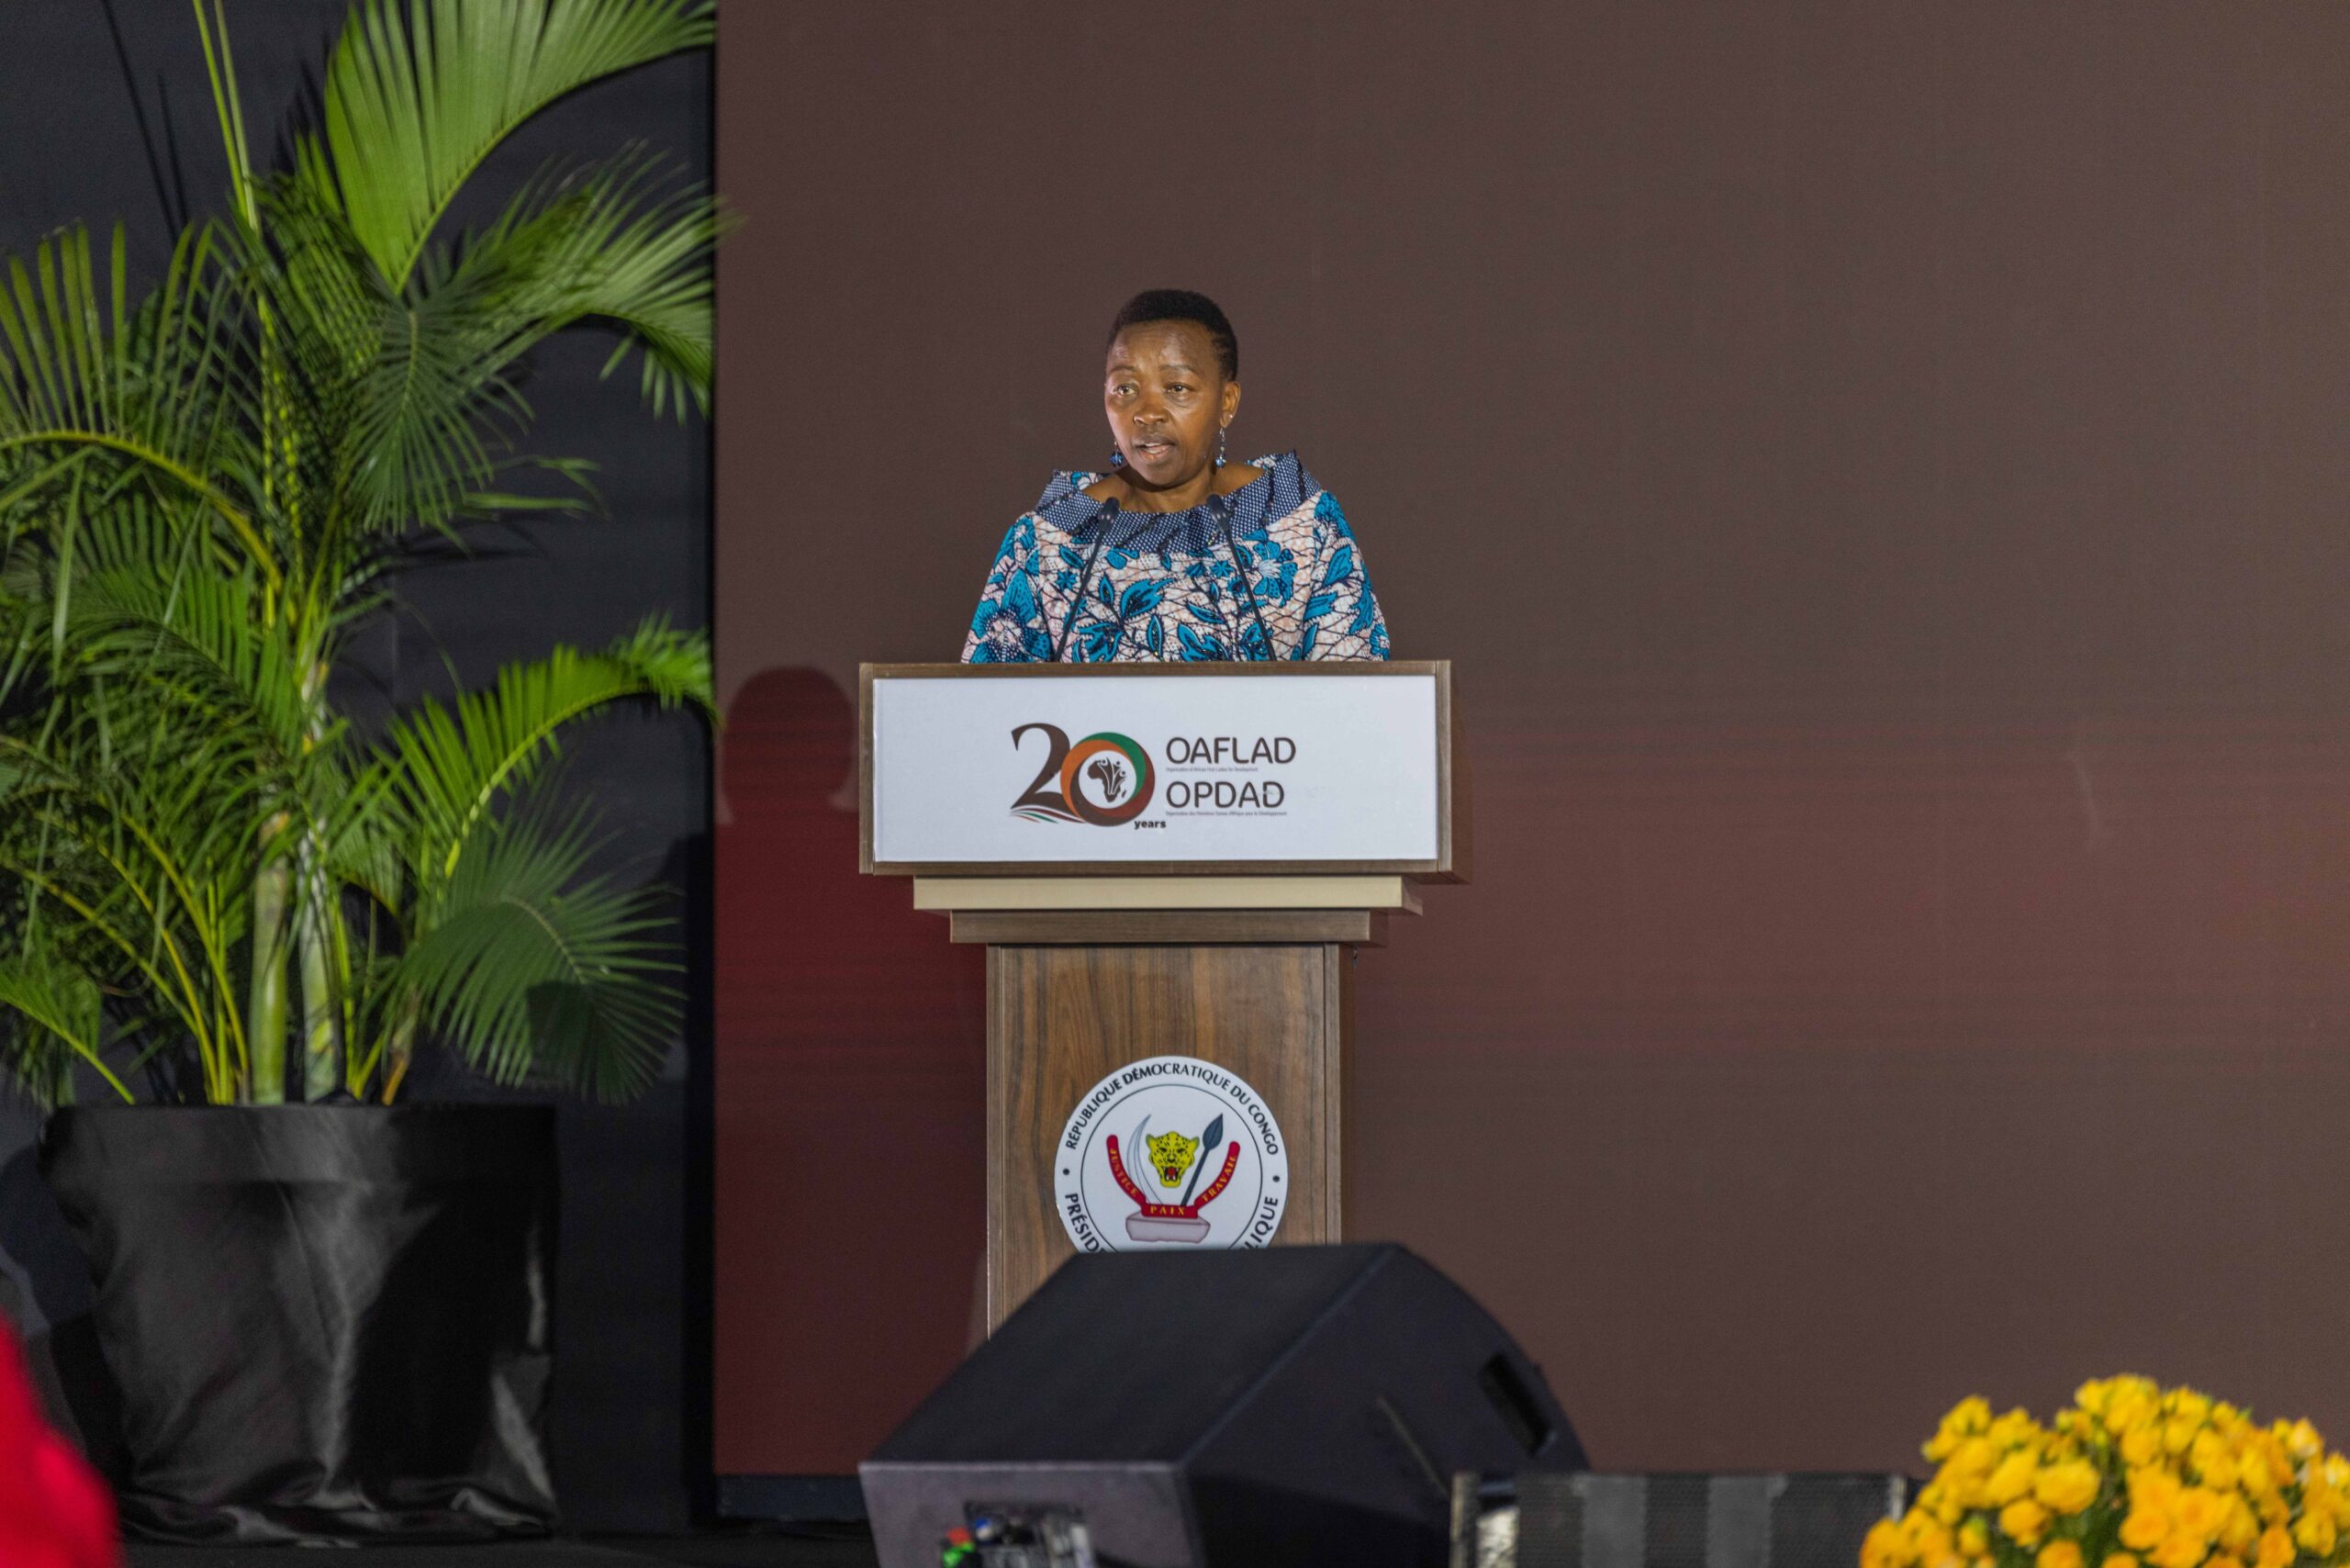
1052;1056;1289;1253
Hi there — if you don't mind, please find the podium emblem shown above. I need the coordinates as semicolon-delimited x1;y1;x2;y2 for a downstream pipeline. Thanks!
1053;1056;1289;1253
1008;724;1156;826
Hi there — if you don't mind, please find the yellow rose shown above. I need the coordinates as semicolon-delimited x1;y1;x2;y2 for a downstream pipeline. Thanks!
2240;1449;2275;1497
2123;1513;2173;1552
1908;1517;1954;1559
2193;1433;2242;1493
1992;1411;2042;1447
2107;1555;2142;1568
1863;1518;1906;1568
1961;1521;1990;1555
2036;1462;2103;1516
2002;1501;2053;1547
2041;1542;2087;1568
2208;1555;2245;1568
2133;1472;2185;1514
2285;1422;2323;1462
2112;1393;2158;1436
2291;1512;2334;1556
2255;1526;2294;1568
2151;1533;2208;1568
2174;1394;2214;1426
1951;1439;1998;1479
2176;1490;2229;1543
1988;1452;2042;1506
2166;1419;2203;1456
2221;1499;2260;1553
2124;1428;2165;1468
1931;1401;1995;1462
1944;1397;1995;1435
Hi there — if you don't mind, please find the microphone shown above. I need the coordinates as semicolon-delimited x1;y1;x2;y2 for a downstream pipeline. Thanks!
1050;498;1115;662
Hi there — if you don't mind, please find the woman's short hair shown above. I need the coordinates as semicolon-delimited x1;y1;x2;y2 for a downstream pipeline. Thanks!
1107;289;1238;379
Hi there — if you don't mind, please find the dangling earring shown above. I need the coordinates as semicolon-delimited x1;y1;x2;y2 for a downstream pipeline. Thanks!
1109;445;1125;469
1216;425;1228;468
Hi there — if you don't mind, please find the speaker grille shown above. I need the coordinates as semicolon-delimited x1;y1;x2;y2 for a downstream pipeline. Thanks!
1513;1477;1583;1568
1465;1473;1913;1568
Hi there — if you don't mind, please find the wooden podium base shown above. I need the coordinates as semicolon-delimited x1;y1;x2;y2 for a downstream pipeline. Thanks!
921;878;1417;1328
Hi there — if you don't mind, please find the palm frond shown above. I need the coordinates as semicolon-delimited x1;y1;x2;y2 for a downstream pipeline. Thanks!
378;808;674;1099
244;149;718;544
306;155;717;533
0;225;238;500
322;761;410;915
443;151;722;420
0;950;127;1106
312;0;714;289
0;224;276;586
69;543;317;764
378;616;710;882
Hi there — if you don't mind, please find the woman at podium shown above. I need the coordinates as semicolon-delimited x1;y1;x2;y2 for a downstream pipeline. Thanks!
961;290;1389;664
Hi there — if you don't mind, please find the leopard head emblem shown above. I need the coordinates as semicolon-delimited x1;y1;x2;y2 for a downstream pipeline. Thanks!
1144;1129;1201;1188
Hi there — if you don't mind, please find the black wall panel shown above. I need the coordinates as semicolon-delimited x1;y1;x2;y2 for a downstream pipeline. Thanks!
0;0;712;1530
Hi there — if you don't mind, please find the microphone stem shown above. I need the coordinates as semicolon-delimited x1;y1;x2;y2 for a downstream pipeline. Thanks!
1050;500;1114;662
1215;496;1279;661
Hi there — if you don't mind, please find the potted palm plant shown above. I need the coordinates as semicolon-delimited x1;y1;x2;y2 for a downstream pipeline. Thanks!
0;0;719;1541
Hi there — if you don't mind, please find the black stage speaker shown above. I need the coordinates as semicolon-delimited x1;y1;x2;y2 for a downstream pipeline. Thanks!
861;1244;1584;1568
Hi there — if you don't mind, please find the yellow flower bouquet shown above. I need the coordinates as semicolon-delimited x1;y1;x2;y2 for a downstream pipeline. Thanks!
1866;1380;2350;1568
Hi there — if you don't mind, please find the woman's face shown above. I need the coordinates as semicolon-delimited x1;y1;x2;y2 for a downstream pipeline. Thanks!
1102;320;1240;491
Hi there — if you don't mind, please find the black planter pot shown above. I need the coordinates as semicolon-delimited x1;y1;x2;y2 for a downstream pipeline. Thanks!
40;1103;559;1543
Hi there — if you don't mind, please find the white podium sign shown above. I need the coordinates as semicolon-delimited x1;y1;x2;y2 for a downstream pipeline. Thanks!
861;664;1450;871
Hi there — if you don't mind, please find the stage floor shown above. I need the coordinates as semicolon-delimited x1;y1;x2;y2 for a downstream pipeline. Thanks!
123;1528;879;1567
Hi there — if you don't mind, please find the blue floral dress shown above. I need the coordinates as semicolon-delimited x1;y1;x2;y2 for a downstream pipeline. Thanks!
960;453;1389;663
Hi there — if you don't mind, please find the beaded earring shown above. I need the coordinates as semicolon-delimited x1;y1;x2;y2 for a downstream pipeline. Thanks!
1216;426;1228;468
1108;446;1124;468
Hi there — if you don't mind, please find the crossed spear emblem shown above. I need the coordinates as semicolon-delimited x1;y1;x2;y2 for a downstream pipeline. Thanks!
1105;1114;1239;1219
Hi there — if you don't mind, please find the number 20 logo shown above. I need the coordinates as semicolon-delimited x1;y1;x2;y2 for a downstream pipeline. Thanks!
1008;724;1156;826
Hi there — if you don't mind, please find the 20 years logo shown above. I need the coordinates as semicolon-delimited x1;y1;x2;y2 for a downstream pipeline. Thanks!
1007;723;1156;826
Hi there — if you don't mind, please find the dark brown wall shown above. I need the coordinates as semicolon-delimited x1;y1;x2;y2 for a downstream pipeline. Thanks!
713;2;2350;1475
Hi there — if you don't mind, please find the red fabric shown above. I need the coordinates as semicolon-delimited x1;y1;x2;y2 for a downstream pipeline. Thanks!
0;1328;118;1568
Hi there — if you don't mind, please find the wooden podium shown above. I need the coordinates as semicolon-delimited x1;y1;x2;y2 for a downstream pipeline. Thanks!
859;662;1460;1328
